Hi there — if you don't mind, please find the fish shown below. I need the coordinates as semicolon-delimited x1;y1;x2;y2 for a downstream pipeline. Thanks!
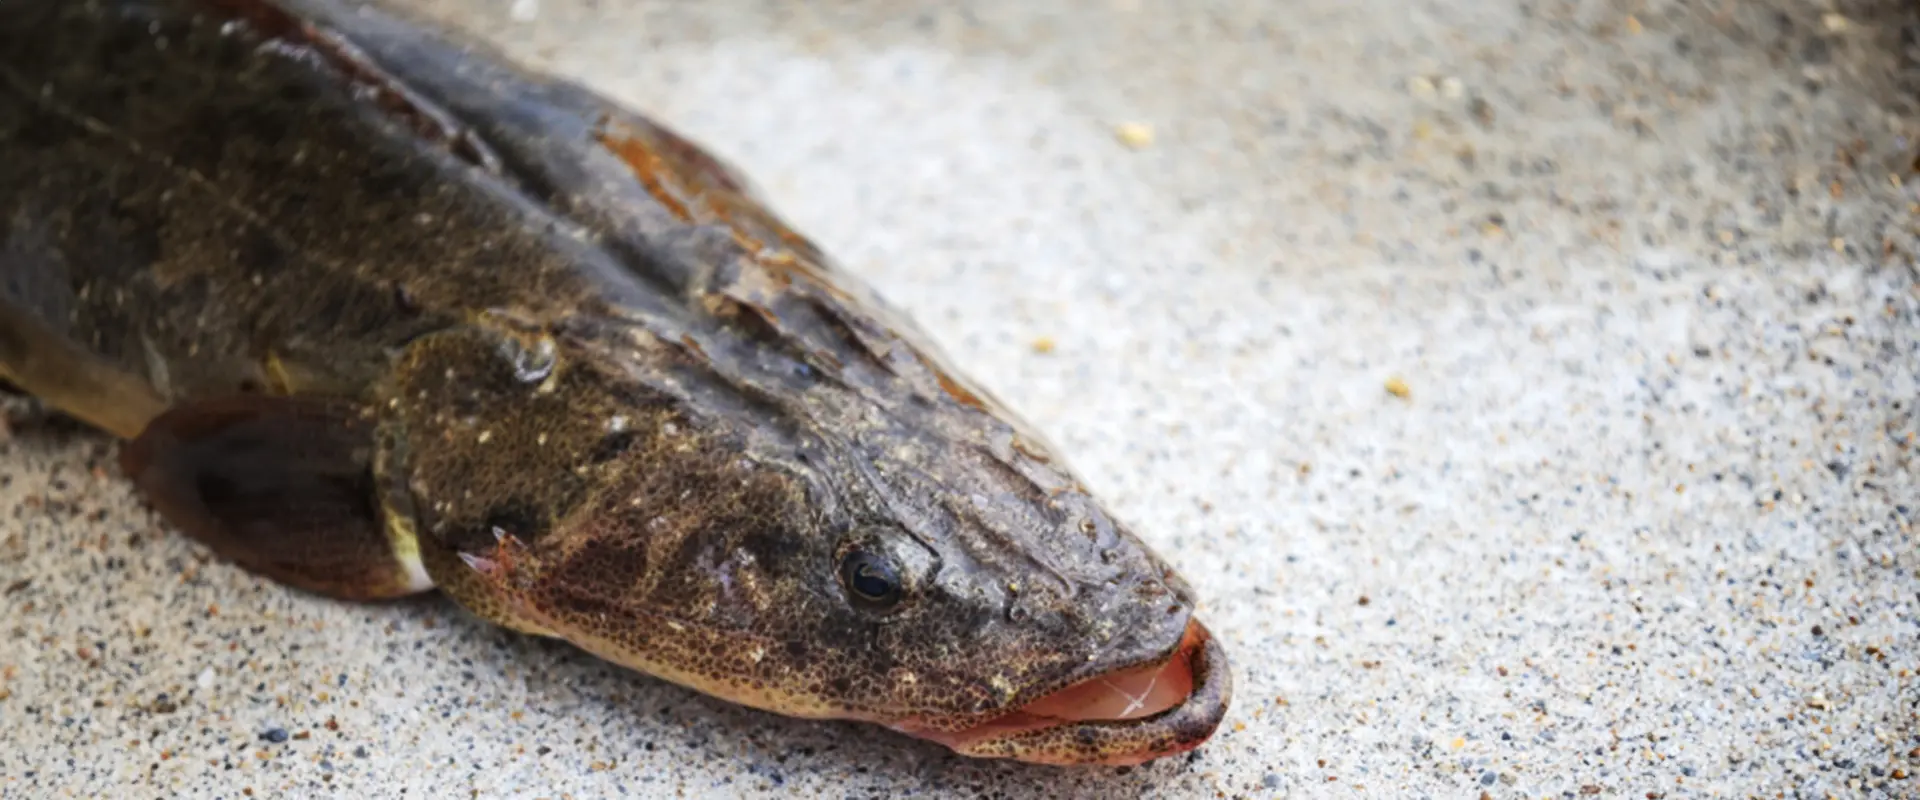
0;0;1231;766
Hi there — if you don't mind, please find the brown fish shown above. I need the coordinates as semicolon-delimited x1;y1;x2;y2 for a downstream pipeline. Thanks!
0;0;1230;765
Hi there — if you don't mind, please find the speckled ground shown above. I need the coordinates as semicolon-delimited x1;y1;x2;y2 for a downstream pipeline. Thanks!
4;0;1919;797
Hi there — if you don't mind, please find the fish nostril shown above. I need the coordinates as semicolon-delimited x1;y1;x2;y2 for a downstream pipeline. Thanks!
1007;604;1031;623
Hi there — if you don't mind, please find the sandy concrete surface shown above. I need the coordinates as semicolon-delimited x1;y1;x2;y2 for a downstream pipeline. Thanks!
4;0;1919;797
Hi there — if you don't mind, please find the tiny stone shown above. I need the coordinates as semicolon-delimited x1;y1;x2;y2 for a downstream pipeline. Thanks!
1114;122;1155;149
259;728;289;744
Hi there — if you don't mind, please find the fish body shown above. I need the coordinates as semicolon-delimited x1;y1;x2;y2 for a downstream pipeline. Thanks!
0;0;1229;765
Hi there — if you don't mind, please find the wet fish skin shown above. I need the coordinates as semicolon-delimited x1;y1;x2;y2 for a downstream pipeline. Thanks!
0;0;1230;765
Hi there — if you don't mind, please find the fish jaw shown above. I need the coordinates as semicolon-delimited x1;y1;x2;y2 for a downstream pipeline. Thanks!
881;620;1232;766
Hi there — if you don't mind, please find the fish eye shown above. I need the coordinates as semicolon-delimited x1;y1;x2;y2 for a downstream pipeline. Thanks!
839;550;903;608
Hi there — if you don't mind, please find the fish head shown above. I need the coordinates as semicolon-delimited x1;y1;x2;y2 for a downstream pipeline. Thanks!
384;321;1231;766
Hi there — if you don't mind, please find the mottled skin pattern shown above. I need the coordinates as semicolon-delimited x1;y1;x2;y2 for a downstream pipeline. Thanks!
0;0;1230;764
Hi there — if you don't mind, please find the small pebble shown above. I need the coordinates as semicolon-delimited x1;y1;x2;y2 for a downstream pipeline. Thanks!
1114;122;1155;149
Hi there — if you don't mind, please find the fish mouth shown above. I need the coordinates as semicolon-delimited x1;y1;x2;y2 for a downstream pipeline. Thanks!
889;620;1232;766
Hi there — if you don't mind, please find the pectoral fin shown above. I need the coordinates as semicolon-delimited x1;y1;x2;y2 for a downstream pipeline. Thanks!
120;394;431;600
0;297;167;439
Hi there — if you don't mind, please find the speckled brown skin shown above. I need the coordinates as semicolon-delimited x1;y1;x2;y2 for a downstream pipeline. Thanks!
0;0;1231;765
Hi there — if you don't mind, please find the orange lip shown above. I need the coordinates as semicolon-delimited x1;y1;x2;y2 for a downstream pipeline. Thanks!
889;620;1233;765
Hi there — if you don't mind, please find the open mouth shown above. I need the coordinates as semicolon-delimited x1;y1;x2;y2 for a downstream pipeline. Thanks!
890;620;1232;766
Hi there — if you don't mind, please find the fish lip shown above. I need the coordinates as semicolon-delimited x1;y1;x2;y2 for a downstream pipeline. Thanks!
901;619;1233;766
